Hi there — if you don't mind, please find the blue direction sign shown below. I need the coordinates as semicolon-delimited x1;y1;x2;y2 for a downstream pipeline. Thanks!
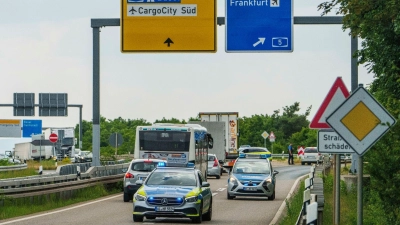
226;0;293;52
22;120;42;138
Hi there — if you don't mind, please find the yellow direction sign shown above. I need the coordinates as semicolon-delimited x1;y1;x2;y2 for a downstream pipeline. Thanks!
326;87;396;155
121;0;216;52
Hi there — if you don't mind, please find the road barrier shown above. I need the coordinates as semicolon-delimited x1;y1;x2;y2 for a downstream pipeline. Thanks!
0;164;28;172
0;163;130;205
295;159;330;225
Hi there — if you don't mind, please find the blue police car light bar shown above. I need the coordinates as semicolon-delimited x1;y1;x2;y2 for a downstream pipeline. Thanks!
157;162;167;167
239;153;246;158
186;162;195;168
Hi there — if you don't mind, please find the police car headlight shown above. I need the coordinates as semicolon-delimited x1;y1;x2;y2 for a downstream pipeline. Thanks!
134;194;147;201
264;178;272;183
185;196;198;202
229;177;238;185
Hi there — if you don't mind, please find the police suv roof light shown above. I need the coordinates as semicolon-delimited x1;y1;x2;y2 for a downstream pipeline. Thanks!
239;153;247;158
186;162;195;168
157;162;167;167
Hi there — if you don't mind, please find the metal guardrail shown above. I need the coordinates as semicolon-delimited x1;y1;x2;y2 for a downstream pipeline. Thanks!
0;163;130;198
0;164;28;172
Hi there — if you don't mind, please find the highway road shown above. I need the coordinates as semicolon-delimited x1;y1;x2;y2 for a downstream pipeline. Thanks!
0;163;311;225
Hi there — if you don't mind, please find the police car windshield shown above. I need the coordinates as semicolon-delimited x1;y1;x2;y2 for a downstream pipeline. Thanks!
146;171;197;186
233;161;270;174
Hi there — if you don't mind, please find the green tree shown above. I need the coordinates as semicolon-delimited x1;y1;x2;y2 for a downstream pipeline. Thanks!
319;1;400;222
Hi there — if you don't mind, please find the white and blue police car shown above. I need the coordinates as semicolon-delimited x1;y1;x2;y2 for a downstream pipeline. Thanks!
227;153;279;200
132;162;213;223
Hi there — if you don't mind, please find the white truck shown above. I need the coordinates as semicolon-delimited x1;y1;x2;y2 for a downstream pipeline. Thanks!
198;112;239;170
14;142;53;161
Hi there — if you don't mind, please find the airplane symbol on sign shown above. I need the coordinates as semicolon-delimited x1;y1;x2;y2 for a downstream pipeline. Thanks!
129;7;137;15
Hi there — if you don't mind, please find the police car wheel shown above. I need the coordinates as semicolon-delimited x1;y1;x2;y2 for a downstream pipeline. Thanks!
202;199;212;221
269;191;276;200
123;192;130;202
216;175;220;179
191;202;203;223
227;192;235;200
133;215;144;222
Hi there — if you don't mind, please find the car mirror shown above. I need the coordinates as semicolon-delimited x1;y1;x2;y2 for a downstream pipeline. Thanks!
201;181;210;187
135;180;144;185
273;170;279;175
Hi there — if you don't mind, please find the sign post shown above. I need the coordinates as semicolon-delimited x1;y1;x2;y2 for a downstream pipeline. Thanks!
49;133;58;161
269;131;276;154
109;133;124;156
226;0;293;52
261;131;268;148
327;85;396;225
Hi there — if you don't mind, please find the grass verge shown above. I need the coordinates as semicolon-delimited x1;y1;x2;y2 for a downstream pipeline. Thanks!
278;164;389;225
0;182;122;220
278;180;305;225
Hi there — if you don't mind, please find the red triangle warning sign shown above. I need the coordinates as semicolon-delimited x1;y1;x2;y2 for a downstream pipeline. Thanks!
309;77;350;129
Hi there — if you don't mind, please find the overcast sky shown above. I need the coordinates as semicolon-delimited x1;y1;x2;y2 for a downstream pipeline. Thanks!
0;0;375;137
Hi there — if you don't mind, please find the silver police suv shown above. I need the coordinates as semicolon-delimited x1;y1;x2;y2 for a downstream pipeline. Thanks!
227;154;279;200
123;159;166;202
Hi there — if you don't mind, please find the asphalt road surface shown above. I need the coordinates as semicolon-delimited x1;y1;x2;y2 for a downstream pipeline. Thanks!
0;162;311;225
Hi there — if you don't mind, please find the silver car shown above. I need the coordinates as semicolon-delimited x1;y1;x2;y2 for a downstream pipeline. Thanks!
227;155;279;200
207;154;222;179
0;154;21;164
123;159;166;202
300;147;322;165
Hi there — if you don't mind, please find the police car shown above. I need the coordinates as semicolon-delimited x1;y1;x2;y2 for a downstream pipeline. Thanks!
132;162;213;223
227;153;279;200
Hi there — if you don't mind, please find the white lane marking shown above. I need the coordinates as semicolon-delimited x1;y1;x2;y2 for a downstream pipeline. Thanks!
0;194;122;225
216;188;226;192
212;193;218;196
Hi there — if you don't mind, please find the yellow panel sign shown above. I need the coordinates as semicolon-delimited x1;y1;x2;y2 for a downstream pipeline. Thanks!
0;119;20;124
121;0;216;52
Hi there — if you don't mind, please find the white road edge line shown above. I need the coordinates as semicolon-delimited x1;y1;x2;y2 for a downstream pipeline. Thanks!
268;174;309;225
0;194;122;225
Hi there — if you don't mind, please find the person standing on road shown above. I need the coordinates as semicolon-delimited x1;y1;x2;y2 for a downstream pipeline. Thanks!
288;143;294;165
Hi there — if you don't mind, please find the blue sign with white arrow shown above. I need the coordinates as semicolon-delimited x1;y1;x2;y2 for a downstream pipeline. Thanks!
226;0;293;52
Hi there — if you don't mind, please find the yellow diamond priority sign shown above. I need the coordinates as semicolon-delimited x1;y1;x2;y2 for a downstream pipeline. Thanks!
121;0;216;52
326;87;396;155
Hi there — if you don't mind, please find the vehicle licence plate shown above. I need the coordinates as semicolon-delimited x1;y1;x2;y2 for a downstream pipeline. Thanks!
139;177;146;180
307;156;315;158
243;187;257;191
156;206;174;212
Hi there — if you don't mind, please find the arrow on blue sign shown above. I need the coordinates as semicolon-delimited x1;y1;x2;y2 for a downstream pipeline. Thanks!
226;0;293;52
